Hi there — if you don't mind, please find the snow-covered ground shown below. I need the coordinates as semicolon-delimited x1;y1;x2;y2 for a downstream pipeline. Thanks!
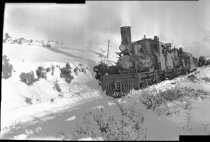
1;43;101;131
1;42;210;140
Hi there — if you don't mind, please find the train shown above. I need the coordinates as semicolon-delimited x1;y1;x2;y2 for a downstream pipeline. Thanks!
93;26;198;98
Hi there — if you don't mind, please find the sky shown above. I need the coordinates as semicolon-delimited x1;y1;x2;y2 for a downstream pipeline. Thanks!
3;1;210;58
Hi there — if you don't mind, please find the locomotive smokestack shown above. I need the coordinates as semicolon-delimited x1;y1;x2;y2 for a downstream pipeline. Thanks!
120;26;132;45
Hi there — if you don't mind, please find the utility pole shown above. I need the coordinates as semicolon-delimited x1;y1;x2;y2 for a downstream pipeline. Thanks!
107;40;110;58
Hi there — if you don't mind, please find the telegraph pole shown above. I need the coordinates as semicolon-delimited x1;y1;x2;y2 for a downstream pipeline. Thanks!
107;40;110;58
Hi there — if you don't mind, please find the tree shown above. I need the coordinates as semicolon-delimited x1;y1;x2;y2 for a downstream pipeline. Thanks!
2;55;13;79
3;33;11;42
5;33;11;39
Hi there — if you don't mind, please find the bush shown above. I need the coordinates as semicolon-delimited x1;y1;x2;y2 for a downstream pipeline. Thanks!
20;71;36;85
73;63;88;75
5;33;11;39
24;97;33;105
58;93;64;98
201;76;210;83
51;65;55;75
187;74;198;82
46;67;51;72
50;98;55;103
198;56;206;67
60;64;74;83
66;63;72;69
74;67;79;75
78;63;87;74
2;55;13;79
36;66;47;80
81;68;86;74
54;80;62;92
64;75;74;83
46;44;51;48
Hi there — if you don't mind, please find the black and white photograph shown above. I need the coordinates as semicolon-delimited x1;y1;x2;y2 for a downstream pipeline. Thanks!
1;0;210;140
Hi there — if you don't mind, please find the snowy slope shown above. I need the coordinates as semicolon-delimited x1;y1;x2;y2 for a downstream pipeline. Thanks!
1;43;102;131
1;42;210;140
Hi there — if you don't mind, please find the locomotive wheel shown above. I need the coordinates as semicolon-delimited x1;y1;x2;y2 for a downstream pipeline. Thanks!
113;91;121;98
120;83;127;97
121;92;127;97
123;83;128;95
139;83;143;89
106;85;113;96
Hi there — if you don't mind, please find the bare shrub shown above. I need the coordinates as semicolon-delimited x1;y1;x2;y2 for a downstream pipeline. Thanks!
19;71;36;85
73;108;121;140
160;88;184;102
139;87;185;110
73;102;145;140
2;55;13;79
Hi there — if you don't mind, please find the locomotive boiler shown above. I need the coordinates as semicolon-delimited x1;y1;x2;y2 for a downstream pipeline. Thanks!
93;26;198;98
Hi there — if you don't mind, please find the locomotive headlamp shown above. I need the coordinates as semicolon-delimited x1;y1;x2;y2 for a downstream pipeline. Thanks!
119;44;126;51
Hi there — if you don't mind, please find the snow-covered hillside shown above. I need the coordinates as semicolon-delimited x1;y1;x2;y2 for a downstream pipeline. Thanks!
1;43;102;130
1;41;210;140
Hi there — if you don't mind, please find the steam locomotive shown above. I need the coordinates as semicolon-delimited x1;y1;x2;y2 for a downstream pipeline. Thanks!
93;26;198;98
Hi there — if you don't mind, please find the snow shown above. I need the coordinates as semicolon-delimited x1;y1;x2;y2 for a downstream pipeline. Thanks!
1;42;210;140
1;43;101;131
